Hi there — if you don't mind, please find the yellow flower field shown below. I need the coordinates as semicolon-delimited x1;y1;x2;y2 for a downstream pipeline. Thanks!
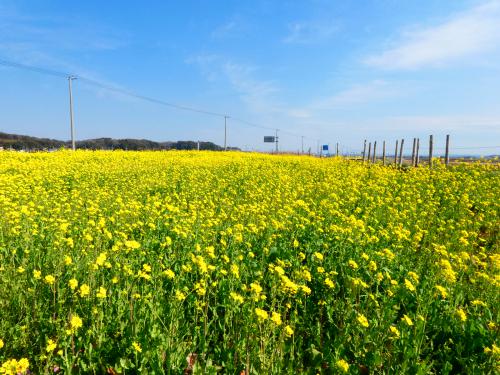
0;151;498;374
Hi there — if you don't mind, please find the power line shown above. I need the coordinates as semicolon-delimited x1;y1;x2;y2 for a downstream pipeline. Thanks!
229;116;275;131
230;117;317;142
78;76;227;118
0;59;68;78
0;58;333;148
1;58;227;118
0;58;315;143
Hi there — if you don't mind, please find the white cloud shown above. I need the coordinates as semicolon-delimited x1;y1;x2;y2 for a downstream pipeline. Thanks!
211;17;241;39
222;62;281;113
311;80;399;108
284;19;340;44
211;20;237;38
365;0;500;69
382;115;500;131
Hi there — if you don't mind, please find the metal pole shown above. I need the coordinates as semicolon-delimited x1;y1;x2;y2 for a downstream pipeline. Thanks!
68;76;76;151
224;116;228;151
429;135;433;168
275;129;279;153
445;134;450;166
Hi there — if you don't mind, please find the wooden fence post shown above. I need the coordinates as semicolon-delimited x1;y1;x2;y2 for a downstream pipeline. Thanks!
429;135;433;168
367;142;372;163
372;141;377;163
398;139;404;167
362;140;367;162
415;138;420;166
411;138;416;166
394;140;399;165
445;134;450;166
336;142;339;157
382;141;386;166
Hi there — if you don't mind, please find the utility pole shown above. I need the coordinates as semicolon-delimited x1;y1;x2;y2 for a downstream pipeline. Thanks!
275;129;279;153
68;75;77;151
224;116;229;151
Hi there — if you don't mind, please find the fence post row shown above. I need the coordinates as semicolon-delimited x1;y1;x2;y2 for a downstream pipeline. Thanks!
359;135;449;168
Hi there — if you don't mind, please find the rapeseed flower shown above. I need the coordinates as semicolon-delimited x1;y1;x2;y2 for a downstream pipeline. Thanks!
255;308;268;321
69;278;78;290
79;284;90;297
44;275;55;285
132;342;142;353
456;308;467;322
357;314;369;328
434;285;447;298
271;312;282;326
229;292;244;304
70;315;83;333
336;359;349;373
96;286;107;298
46;339;57;353
404;279;416;292
389;326;400;338
401;315;413;326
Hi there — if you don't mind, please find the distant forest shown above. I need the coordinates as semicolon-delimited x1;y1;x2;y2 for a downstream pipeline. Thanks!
0;132;239;151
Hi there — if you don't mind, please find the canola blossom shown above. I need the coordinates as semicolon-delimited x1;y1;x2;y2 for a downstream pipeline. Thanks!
0;150;498;374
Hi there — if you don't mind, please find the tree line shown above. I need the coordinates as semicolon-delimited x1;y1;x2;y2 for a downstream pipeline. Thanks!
0;132;238;151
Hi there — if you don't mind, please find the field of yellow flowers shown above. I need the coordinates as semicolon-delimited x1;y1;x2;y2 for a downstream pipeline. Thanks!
0;150;498;374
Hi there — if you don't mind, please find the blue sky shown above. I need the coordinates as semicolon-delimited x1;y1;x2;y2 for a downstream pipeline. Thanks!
1;0;499;154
